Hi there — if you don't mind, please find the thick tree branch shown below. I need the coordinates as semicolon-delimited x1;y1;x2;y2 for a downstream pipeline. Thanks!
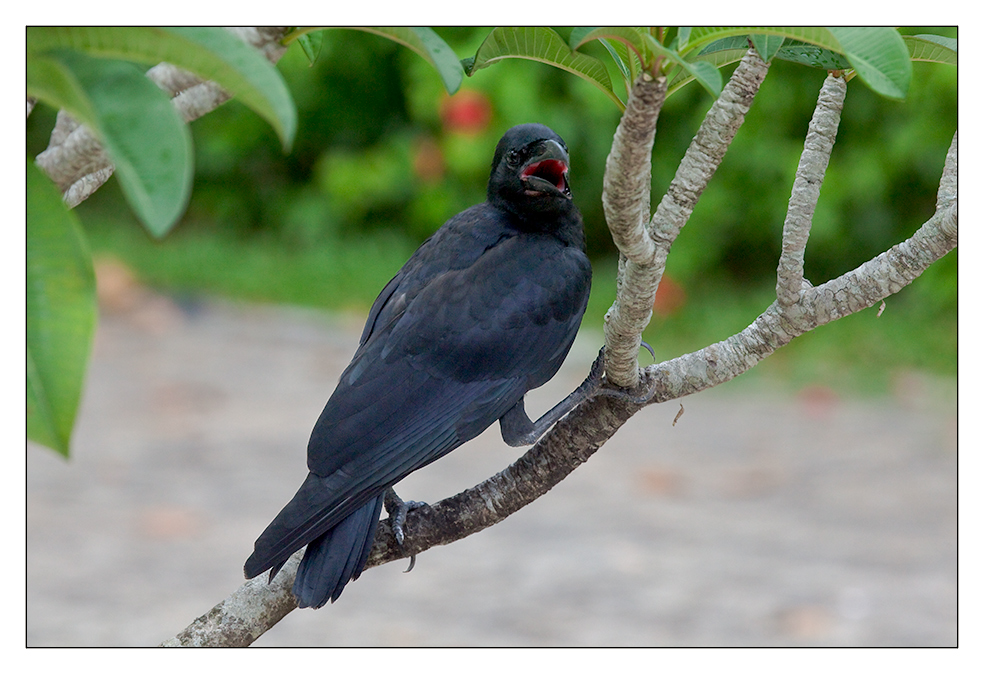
33;27;289;209
602;74;664;264
776;74;847;307
601;74;666;388
161;552;302;647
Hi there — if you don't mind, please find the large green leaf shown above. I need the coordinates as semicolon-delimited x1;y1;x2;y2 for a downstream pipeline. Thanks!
698;36;853;70
598;38;634;84
296;31;325;65
26;26;296;150
27;161;97;457
903;34;957;66
26;54;99;125
685;27;911;99
573;27;722;98
773;41;853;70
675;27;693;51
828;27;911;100
749;34;785;62
358;27;464;95
28;50;194;237
569;27;640;94
467;27;624;110
669;42;747;95
571;27;652;66
699;36;853;69
676;59;724;98
685;27;841;57
286;27;463;94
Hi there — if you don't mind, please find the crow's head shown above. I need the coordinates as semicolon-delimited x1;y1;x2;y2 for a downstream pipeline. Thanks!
488;124;575;220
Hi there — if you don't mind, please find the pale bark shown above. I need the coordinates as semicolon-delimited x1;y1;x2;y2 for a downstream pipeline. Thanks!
776;74;846;308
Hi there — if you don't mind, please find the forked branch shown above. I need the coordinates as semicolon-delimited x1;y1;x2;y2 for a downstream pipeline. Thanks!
603;49;771;387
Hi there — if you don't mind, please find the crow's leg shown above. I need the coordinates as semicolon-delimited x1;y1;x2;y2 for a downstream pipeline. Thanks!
499;346;657;447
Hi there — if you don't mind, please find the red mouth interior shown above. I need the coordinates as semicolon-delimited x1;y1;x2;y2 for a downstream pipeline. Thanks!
522;159;568;191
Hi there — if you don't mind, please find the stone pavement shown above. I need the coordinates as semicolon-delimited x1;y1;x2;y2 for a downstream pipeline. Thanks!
26;292;957;646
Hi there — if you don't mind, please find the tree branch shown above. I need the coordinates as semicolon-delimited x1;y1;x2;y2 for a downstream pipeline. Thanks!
161;552;302;647
776;73;847;307
937;131;957;212
602;74;664;265
33;27;289;209
601;73;665;388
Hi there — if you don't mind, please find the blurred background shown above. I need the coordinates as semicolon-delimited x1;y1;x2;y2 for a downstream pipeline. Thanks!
25;26;957;393
26;27;957;646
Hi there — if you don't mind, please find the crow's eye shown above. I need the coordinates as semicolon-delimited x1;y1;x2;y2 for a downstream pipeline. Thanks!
506;150;521;167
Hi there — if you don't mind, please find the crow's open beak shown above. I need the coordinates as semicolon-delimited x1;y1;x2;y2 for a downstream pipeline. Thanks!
520;139;571;199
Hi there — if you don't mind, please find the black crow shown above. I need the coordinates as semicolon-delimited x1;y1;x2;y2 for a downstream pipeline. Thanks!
244;123;600;608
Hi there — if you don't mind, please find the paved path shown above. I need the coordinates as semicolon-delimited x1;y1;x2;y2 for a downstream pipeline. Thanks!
27;294;957;646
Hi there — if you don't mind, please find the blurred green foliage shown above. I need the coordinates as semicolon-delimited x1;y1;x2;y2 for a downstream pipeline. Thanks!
26;27;956;393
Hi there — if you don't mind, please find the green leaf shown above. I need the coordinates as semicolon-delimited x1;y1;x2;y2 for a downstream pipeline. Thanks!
361;27;464;95
25;53;100;124
571;27;651;65
568;27;596;49
687;27;912;99
904;34;957;66
570;27;639;90
27;26;296;150
684;27;840;57
676;27;692;51
288;27;464;94
29;50;194;237
750;34;785;62
774;41;852;70
637;33;723;97
699;36;851;70
469;27;624;110
828;27;911;100
27;161;97;457
696;35;752;56
676;59;724;97
669;44;747;96
297;31;324;65
597;38;632;85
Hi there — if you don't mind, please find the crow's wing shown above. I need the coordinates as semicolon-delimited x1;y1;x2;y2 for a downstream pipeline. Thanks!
315;230;591;471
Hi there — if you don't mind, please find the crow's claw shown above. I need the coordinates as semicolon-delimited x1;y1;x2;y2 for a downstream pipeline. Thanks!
594;374;657;405
384;487;427;572
588;345;656;405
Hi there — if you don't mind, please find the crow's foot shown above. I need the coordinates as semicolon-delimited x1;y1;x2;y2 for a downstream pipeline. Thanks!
384;487;427;572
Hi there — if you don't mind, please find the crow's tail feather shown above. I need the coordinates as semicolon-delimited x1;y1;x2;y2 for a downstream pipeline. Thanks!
293;493;385;608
